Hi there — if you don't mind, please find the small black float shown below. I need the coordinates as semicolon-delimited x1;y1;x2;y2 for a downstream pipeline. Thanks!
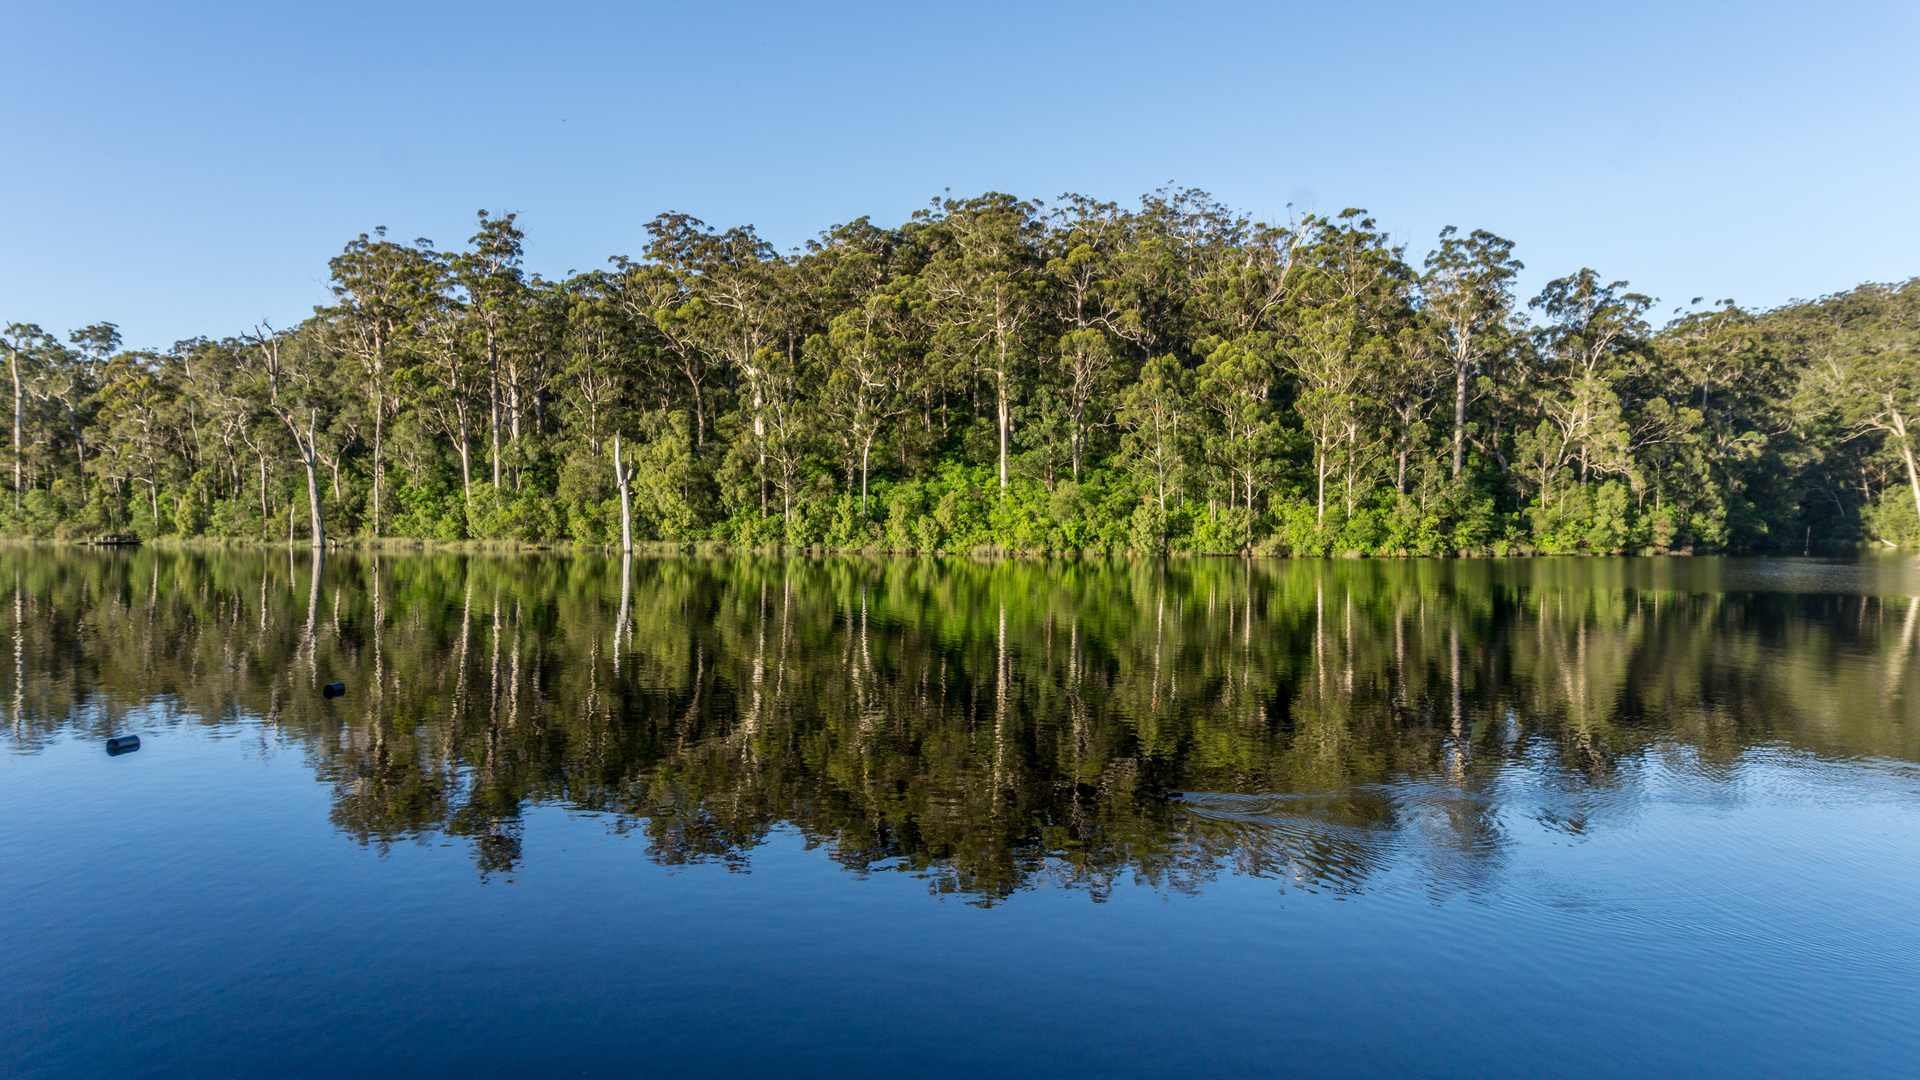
321;682;346;699
106;735;141;755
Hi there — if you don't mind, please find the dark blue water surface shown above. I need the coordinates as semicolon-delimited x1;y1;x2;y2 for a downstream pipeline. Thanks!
3;550;1918;1078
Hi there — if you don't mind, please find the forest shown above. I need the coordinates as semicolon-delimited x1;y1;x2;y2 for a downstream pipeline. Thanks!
3;189;1917;555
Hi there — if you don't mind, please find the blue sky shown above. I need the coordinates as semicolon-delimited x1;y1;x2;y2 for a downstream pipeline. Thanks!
2;0;1915;349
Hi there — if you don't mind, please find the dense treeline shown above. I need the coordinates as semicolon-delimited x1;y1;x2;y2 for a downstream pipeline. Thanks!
3;190;1917;553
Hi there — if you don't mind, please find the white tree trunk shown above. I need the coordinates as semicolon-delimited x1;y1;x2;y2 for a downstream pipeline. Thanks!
613;432;634;554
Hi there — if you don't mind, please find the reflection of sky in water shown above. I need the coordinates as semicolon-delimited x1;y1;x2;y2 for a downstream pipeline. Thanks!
3;552;1920;1076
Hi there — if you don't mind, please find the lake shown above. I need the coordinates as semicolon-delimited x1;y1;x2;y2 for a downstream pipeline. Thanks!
3;549;1918;1078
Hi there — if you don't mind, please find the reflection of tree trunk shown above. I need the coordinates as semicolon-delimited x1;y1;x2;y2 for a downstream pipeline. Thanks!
371;381;384;540
743;581;767;748
305;545;324;684
371;554;383;697
508;600;522;725
1449;627;1465;782
616;552;632;659
451;578;473;729
12;572;23;730
994;602;1008;795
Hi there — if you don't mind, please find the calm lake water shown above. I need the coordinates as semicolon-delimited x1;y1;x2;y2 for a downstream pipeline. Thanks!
3;549;1918;1078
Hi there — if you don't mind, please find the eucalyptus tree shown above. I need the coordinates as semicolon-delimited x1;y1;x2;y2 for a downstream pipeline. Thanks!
50;322;119;497
1;323;54;505
1379;317;1448;496
1118;355;1193;514
404;250;483;509
244;323;331;547
454;211;526;489
1797;280;1920;521
1194;335;1278;539
1421;228;1522;479
561;271;636;460
1123;187;1247;357
1189;217;1303;342
1286;306;1374;519
819;293;909;513
1651;301;1790;540
505;276;567;488
921;193;1048;489
88;349;177;529
1526;270;1655;489
179;337;266;523
653;217;792;513
805;220;912;510
609;215;724;452
1046;196;1133;480
323;228;422;537
1283;211;1411;518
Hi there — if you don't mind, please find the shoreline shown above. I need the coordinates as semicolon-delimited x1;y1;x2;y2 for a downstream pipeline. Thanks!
0;536;1897;558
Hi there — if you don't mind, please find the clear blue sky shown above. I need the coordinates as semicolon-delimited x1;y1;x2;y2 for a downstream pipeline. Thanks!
3;0;1915;350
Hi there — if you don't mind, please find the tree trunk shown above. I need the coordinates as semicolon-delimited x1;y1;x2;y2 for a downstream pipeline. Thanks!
616;551;632;653
1894;411;1920;528
1316;451;1328;521
8;346;20;508
301;410;325;548
996;369;1010;490
486;334;502;487
65;403;86;499
687;373;706;450
507;367;522;491
371;387;384;541
613;432;633;554
1070;398;1084;481
1452;356;1469;480
452;404;473;508
860;434;873;516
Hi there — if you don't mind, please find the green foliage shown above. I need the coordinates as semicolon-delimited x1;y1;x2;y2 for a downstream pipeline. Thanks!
0;206;1913;552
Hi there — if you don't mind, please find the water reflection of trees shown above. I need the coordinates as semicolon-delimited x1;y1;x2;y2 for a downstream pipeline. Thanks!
4;548;1917;901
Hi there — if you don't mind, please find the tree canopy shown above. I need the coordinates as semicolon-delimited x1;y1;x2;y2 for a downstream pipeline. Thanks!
4;190;1916;554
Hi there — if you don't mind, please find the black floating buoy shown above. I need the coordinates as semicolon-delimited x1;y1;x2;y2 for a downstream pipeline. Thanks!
321;682;345;699
106;735;141;755
1166;791;1184;799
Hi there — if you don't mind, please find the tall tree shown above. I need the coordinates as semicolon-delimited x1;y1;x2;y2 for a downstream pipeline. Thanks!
323;228;421;538
923;194;1046;489
1422;228;1522;479
0;323;53;506
246;323;330;547
455;211;526;490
